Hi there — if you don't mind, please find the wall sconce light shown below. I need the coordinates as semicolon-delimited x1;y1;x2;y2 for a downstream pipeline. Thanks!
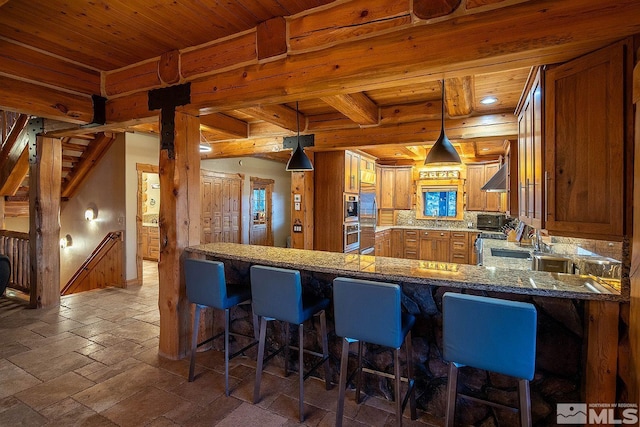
85;207;98;221
60;234;73;249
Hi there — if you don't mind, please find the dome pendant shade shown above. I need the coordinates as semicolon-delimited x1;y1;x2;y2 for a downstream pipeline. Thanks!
425;128;462;164
286;142;314;171
425;80;462;165
285;101;314;172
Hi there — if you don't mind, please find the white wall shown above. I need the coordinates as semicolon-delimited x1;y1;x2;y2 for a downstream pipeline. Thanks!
201;157;291;247
60;135;126;285
124;132;159;281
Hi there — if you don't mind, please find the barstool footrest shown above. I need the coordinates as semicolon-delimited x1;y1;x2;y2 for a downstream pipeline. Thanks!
362;367;411;383
458;393;519;413
229;339;259;360
303;355;330;381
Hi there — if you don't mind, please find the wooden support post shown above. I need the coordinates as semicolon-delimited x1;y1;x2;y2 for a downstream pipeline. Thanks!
0;197;5;229
629;60;640;405
29;135;62;308
584;300;619;407
290;152;314;250
157;110;201;359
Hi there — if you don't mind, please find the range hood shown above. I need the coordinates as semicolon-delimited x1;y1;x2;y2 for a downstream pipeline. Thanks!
481;163;507;192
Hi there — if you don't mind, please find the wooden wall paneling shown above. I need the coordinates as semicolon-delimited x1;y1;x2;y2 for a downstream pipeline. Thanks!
585;301;619;405
157;111;201;360
136;163;159;288
291;154;314;250
29;135;61;308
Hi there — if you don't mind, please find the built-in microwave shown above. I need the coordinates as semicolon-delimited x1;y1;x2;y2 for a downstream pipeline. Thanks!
344;194;359;222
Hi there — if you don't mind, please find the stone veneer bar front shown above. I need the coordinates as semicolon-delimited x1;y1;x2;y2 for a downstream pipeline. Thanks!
185;243;627;425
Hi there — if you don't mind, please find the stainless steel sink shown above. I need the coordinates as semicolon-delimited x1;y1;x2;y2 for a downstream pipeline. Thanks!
490;248;531;259
531;253;573;273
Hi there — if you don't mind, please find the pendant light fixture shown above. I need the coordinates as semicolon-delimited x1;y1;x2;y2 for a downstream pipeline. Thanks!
285;102;314;172
424;79;462;165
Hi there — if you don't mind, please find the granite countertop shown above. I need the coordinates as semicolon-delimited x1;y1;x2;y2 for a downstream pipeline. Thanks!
186;243;624;302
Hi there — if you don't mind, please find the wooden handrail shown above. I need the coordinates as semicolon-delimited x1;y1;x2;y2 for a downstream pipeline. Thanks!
61;231;125;295
0;230;30;294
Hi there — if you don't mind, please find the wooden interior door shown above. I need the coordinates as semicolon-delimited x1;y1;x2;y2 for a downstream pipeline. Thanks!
201;169;243;244
250;177;274;246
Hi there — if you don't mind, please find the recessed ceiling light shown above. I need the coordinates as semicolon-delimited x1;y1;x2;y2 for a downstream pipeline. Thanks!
481;148;489;151
480;96;498;105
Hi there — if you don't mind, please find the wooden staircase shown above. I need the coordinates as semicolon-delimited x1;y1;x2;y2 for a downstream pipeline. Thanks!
0;110;117;216
61;231;125;295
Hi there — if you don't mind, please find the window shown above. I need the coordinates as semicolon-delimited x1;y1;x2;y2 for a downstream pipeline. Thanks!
424;187;457;218
416;179;464;220
252;188;266;224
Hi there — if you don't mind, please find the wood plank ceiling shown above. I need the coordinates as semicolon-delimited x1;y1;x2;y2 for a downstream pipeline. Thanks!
0;0;635;164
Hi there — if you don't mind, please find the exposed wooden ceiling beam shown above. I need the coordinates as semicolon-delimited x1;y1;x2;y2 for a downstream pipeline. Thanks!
105;0;640;124
240;104;304;132
320;93;379;126
199;113;248;138
203;112;516;158
444;76;474;117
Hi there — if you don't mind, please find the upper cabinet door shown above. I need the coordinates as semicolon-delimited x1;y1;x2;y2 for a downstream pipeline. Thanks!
545;40;629;239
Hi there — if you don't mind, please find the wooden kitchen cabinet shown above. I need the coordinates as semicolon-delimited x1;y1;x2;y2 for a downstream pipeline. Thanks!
314;151;364;252
377;166;412;209
403;230;419;259
142;225;159;261
465;162;502;212
545;40;628;239
344;150;360;194
516;67;545;229
374;229;392;257
391;229;404;258
449;231;469;264
419;230;450;262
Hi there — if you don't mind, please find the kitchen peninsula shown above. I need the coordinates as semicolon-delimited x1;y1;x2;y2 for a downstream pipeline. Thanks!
186;242;625;425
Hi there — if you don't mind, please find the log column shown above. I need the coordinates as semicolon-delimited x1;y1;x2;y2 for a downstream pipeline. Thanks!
629;59;640;405
29;135;62;308
157;110;201;359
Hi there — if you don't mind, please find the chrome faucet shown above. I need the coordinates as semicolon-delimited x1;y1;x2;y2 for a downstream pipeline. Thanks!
533;229;541;252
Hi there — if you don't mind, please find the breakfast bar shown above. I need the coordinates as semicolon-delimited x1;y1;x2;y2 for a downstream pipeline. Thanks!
186;242;626;425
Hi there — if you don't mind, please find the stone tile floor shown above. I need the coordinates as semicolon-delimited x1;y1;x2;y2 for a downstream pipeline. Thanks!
0;261;438;426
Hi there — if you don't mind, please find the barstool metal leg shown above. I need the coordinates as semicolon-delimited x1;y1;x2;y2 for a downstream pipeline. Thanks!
394;348;402;427
253;316;268;403
252;310;260;341
336;337;350;427
284;322;290;376
298;323;305;422
355;340;363;403
445;362;459;427
405;331;417;420
320;310;331;390
519;379;532;427
189;304;201;382
224;308;230;396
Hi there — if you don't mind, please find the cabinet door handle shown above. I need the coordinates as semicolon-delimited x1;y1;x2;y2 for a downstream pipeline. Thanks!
544;170;549;222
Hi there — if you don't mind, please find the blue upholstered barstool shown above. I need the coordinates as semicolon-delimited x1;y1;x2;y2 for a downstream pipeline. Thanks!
184;258;259;396
250;265;331;422
442;292;537;427
333;277;417;427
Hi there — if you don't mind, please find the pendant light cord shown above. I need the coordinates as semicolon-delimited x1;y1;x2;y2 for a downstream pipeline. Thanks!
441;80;445;130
